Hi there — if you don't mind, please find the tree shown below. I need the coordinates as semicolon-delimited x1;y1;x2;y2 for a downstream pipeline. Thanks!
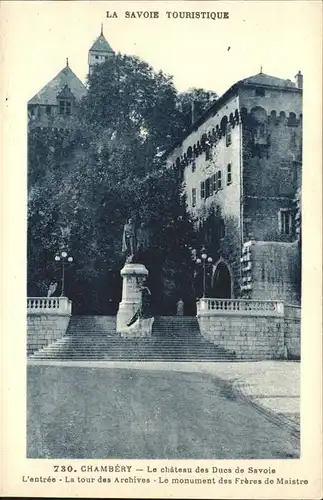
28;53;218;313
132;168;197;313
81;54;184;175
176;87;218;131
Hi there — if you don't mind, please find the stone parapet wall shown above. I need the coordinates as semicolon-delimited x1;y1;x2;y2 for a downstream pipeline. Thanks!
27;297;72;355
199;315;285;360
197;299;300;360
284;305;301;359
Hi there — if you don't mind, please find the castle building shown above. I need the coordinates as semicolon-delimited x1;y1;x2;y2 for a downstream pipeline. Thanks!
28;27;114;129
28;59;86;129
27;28;302;305
164;71;303;304
88;24;115;75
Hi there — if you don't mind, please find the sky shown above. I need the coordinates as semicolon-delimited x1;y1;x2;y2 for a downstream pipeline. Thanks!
1;0;320;103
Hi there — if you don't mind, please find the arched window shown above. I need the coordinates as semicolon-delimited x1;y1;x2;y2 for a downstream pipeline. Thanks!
288;112;297;127
279;111;286;122
220;116;228;135
270;110;277;124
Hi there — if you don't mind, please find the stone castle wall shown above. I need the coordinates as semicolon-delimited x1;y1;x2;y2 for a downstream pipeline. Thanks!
284;304;301;359
240;240;301;304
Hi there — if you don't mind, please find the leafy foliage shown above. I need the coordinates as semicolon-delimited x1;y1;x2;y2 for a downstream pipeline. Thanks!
28;54;217;313
176;87;218;130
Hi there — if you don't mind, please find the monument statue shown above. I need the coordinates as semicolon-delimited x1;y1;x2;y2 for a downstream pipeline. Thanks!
127;280;152;327
117;217;153;337
122;218;136;261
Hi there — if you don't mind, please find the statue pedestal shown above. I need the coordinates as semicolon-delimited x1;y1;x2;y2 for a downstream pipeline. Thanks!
117;263;152;337
120;317;155;339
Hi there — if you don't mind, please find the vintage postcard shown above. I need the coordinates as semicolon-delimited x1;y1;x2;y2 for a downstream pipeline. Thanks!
1;0;322;498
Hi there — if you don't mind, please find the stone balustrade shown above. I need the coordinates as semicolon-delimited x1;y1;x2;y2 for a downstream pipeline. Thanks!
27;296;72;315
27;297;72;355
197;298;284;316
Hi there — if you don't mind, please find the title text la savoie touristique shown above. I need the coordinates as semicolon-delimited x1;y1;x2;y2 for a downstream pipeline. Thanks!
107;10;229;20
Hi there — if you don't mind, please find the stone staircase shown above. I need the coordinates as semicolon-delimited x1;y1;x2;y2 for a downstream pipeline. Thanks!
29;315;235;362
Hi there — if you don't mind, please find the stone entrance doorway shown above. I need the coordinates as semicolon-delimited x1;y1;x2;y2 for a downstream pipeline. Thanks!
211;261;232;298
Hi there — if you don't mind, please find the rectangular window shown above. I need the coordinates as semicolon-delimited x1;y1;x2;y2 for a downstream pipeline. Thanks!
209;176;214;196
46;105;51;116
254;123;267;144
279;209;295;236
226;123;232;146
212;173;217;193
205;177;210;198
200;181;205;199
217;170;222;190
255;88;266;97
227;163;232;185
59;100;72;116
205;148;213;161
192;188;196;207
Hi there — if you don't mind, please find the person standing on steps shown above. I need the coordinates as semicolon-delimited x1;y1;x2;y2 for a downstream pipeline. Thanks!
176;298;184;316
47;281;57;297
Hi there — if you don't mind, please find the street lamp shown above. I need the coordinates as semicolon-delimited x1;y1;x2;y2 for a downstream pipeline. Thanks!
55;250;73;297
195;247;213;297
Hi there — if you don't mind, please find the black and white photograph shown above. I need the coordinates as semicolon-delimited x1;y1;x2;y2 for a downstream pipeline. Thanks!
1;0;322;498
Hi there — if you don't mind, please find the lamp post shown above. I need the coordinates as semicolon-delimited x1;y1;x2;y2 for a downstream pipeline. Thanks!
55;251;73;297
195;247;213;298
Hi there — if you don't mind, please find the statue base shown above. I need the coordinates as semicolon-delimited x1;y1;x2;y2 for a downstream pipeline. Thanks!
116;263;153;338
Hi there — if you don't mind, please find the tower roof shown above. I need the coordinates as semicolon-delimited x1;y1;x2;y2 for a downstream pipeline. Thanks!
28;63;87;106
241;72;296;89
89;31;114;54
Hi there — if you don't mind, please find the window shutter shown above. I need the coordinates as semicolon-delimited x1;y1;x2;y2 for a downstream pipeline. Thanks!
200;181;205;199
217;170;222;190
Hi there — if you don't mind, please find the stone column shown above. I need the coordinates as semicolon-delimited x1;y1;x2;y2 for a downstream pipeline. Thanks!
116;263;149;333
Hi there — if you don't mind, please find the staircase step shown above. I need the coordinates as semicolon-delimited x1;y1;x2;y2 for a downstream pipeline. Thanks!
28;315;236;362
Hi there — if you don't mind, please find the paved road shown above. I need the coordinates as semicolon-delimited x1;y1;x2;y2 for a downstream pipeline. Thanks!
27;365;299;459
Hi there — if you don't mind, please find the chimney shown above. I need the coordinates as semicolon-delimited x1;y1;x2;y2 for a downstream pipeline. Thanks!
295;70;303;89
